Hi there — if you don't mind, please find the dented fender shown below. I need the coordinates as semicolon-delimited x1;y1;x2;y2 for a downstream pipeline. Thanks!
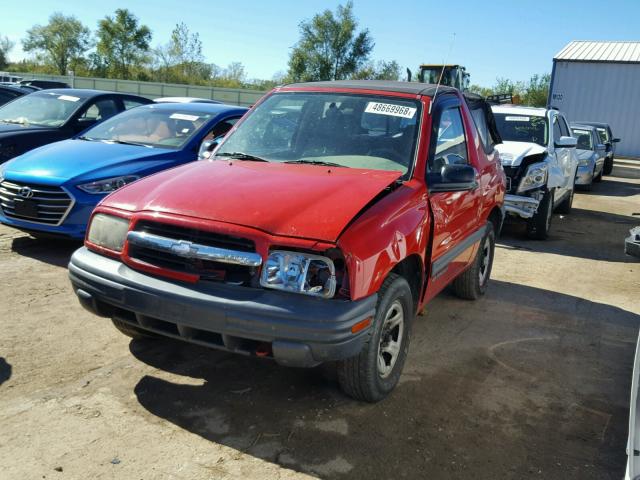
337;179;431;301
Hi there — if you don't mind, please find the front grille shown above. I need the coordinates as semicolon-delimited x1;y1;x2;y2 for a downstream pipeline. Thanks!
128;221;258;284
503;166;520;194
0;180;73;225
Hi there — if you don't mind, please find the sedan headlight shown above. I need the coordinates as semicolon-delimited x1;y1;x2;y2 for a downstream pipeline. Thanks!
517;162;548;193
578;157;590;166
77;175;139;194
87;214;130;251
260;250;336;298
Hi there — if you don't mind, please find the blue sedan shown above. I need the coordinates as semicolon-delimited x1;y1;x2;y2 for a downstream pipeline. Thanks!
0;102;247;239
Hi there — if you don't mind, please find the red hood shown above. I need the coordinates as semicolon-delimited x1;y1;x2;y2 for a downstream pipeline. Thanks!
102;160;402;242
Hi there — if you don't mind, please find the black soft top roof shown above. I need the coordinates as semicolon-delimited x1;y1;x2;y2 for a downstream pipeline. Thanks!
283;80;458;96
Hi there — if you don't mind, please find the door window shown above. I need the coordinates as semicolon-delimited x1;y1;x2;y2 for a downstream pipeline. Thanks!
430;107;468;172
203;117;241;141
553;118;563;143
559;116;570;137
79;99;119;122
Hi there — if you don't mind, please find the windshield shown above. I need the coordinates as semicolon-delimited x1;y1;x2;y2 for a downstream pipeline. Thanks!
215;92;421;177
82;107;214;149
572;128;593;150
493;113;548;146
0;92;82;127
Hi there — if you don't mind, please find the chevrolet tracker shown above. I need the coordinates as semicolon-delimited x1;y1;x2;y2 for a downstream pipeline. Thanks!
69;80;505;402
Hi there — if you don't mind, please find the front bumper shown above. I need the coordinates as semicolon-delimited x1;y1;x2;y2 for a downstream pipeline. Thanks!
575;164;594;185
504;194;540;219
68;247;377;367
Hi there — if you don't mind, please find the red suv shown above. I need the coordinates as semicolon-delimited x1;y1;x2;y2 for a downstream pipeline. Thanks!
69;81;505;402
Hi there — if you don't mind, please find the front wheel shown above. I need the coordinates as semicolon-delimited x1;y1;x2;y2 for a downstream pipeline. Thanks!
526;189;553;240
603;157;614;176
452;223;495;300
337;273;413;402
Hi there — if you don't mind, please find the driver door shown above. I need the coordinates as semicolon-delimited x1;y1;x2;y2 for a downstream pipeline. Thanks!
424;96;483;300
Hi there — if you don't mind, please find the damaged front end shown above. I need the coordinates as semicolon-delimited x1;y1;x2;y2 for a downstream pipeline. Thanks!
501;152;548;219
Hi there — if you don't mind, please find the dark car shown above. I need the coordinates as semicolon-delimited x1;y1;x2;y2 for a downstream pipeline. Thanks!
0;89;152;163
19;79;70;90
0;85;31;107
574;121;620;175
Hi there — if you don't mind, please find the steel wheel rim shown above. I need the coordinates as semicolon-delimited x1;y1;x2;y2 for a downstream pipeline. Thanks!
377;300;404;379
479;236;491;285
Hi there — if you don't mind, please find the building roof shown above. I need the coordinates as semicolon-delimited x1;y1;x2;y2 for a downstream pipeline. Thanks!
282;80;457;96
555;41;640;63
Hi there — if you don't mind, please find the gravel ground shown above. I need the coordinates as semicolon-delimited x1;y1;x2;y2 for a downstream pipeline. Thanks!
1;160;639;480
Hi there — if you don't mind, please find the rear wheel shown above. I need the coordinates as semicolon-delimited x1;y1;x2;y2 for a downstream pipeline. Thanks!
452;223;495;300
603;156;614;176
337;273;412;402
526;189;553;240
111;318;153;339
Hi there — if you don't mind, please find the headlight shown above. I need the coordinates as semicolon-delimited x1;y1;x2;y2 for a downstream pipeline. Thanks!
499;152;514;162
517;162;548;193
260;250;336;298
87;214;130;251
578;157;590;166
77;175;139;194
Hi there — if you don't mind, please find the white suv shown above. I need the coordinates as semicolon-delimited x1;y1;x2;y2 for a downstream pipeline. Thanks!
492;105;579;239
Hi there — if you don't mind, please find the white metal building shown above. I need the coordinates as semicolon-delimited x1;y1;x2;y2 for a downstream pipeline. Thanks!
549;40;640;158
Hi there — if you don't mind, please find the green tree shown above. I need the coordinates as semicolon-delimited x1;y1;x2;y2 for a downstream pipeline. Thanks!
153;22;210;83
288;1;374;82
522;73;550;107
353;60;402;80
0;36;14;69
22;13;91;75
96;9;151;79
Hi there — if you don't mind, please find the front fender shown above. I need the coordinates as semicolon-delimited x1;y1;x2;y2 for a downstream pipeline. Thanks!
337;180;430;301
547;158;565;190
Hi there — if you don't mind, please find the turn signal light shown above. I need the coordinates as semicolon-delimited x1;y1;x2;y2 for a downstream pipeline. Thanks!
351;317;372;334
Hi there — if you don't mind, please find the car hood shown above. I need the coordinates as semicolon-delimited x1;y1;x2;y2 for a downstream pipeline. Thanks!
2;139;176;183
495;141;547;167
103;160;403;242
576;149;594;162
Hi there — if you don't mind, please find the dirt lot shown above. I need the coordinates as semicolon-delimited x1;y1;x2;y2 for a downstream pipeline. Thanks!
1;160;639;480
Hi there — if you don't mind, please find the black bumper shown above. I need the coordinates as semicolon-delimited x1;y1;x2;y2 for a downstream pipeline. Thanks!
68;247;377;367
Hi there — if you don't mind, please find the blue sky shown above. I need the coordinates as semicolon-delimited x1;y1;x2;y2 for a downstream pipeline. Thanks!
2;0;638;86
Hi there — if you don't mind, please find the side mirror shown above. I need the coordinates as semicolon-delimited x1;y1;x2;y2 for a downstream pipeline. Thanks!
198;138;221;160
613;138;621;143
429;164;478;192
73;118;97;134
555;136;577;148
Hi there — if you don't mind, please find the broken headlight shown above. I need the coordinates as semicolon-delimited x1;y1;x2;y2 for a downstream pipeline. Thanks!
517;162;548;193
260;250;336;298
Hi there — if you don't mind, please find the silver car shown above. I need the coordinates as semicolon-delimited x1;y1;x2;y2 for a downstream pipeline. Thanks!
570;124;606;190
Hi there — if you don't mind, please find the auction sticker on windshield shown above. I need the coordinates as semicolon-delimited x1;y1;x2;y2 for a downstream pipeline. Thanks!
505;116;530;122
170;113;200;122
365;102;416;119
58;95;80;102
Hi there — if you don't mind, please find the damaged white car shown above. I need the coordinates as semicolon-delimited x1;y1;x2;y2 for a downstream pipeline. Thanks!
492;106;578;239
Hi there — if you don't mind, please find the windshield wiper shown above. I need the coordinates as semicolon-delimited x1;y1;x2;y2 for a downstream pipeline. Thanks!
215;152;269;162
106;139;152;148
284;159;347;168
1;119;26;125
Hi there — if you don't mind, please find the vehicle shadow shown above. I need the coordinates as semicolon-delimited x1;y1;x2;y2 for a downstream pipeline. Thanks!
10;235;81;268
499;208;639;263
0;357;11;387
129;280;638;479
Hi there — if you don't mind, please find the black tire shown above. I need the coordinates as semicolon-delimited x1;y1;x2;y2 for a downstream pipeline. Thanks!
337;273;413;402
603;157;614;176
556;180;575;215
526;188;553;240
452;223;495;300
111;318;152;339
594;166;603;183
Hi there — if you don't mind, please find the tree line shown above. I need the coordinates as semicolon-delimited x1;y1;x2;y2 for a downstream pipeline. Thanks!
0;2;549;105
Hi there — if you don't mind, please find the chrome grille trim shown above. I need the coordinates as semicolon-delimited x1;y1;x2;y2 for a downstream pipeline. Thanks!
0;180;75;226
127;231;263;267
